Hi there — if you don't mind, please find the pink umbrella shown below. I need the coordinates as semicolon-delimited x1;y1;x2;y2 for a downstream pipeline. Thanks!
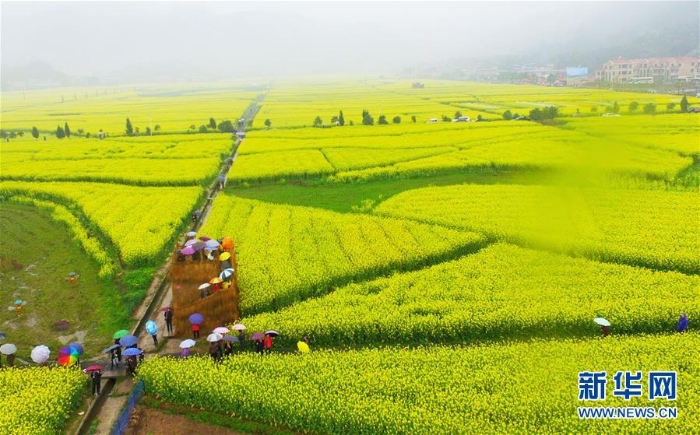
180;247;195;255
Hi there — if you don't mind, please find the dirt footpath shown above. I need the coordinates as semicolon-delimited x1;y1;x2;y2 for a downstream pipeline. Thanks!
124;406;245;435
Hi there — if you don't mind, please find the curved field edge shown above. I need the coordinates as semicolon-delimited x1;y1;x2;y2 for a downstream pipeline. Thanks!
0;181;204;268
374;183;700;275
2;195;119;278
240;243;699;347
138;333;700;435
199;194;489;316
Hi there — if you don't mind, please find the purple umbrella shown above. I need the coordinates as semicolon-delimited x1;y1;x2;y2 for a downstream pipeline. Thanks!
180;247;195;256
184;239;197;247
119;335;138;347
199;236;211;242
223;335;239;342
189;313;204;325
205;239;220;249
249;332;265;341
191;241;207;251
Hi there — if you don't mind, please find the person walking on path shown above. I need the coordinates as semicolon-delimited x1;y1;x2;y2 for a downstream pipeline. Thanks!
255;338;264;355
91;370;102;397
110;349;119;370
677;313;689;333
164;309;174;336
113;339;122;363
192;323;200;339
217;173;226;190
238;330;246;350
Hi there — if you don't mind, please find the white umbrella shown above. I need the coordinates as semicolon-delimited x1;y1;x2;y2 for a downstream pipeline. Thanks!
0;343;18;355
179;339;196;349
265;330;280;337
207;333;223;342
593;317;611;327
31;345;51;364
184;239;197;247
232;323;246;331
213;326;230;334
219;268;235;280
186;231;197;238
198;283;211;290
205;239;220;249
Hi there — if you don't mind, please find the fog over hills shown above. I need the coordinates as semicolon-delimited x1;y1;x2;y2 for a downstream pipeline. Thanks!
1;1;698;89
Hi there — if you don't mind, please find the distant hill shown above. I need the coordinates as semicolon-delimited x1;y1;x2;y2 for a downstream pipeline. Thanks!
0;61;97;91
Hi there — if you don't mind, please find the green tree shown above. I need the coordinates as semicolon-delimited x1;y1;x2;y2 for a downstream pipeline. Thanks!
378;115;388;125
154;124;161;131
218;120;235;132
529;108;543;121
264;119;272;128
348;120;354;126
338;111;345;126
666;102;676;111
361;110;373;126
331;116;339;124
392;115;401;124
31;126;40;140
591;106;598;113
628;101;640;112
145;126;152;135
680;95;689;112
613;101;620;113
56;125;66;139
64;122;71;138
198;125;208;133
313;116;323;127
502;110;513;120
209;118;217;129
411;115;417;123
643;102;656;115
0;130;7;139
126;118;133;136
454;111;462;119
441;115;451;122
77;128;84;137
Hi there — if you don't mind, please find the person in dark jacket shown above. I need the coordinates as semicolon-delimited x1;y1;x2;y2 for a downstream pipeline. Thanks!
677;313;689;333
255;338;264;355
126;357;137;377
238;331;246;350
223;341;233;357
113;339;122;363
164;309;174;336
91;370;102;396
110;349;119;369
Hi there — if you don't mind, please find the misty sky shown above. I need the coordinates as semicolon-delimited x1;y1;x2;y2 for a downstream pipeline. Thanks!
1;1;698;79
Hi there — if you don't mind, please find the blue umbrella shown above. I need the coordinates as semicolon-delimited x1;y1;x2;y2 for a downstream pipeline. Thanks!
69;342;85;356
146;320;158;335
189;313;204;325
119;335;138;347
123;348;142;356
103;344;120;354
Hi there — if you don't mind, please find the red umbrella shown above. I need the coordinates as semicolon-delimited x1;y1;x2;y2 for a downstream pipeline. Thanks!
159;307;172;312
85;365;103;372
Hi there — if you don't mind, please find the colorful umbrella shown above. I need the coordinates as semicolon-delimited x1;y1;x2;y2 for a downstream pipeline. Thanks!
31;345;51;363
213;326;230;334
265;330;280;337
219;252;231;261
207;333;223;342
249;333;265;341
113;329;129;339
58;346;79;366
179;339;196;349
180;247;195;256
223;335;239;342
0;343;18;355
69;342;84;356
219;268;235;280
123;348;142;356
119;335;138;347
189;313;204;325
146;320;158;335
232;323;246;331
209;277;223;285
84;365;103;372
